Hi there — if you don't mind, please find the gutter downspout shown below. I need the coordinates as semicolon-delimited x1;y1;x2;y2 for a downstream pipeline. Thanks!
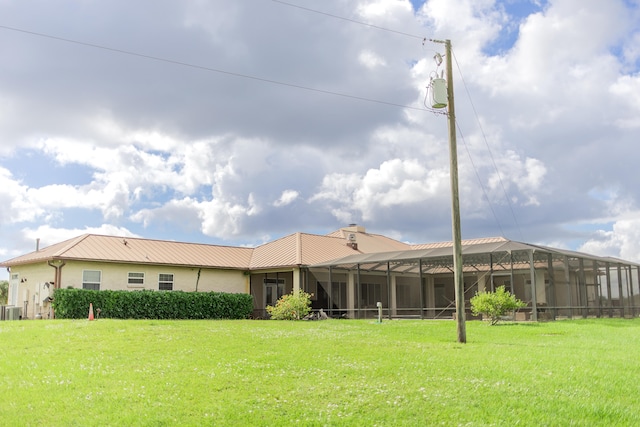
48;260;66;318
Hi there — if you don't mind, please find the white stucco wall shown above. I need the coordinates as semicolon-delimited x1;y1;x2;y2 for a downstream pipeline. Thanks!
6;261;249;316
58;261;247;293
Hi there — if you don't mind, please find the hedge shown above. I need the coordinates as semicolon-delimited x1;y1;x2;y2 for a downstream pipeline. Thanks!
52;288;254;320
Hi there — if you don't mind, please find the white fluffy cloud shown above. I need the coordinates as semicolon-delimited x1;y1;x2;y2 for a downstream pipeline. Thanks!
1;0;640;276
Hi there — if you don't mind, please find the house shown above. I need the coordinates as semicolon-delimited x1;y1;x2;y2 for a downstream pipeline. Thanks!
2;225;639;320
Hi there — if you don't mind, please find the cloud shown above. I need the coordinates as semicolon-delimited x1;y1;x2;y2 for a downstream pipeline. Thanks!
2;0;640;275
273;190;300;207
579;216;640;261
311;158;451;223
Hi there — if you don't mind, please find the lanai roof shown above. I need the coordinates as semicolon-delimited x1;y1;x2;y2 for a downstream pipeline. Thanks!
311;238;640;271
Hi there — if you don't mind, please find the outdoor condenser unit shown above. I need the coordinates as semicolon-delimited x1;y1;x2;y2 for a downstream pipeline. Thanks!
5;306;22;321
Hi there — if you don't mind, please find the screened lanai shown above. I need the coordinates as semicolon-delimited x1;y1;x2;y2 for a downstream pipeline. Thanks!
305;239;640;320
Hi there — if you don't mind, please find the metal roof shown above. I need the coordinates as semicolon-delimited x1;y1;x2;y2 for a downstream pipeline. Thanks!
3;230;638;272
311;239;640;270
1;234;254;270
0;227;413;271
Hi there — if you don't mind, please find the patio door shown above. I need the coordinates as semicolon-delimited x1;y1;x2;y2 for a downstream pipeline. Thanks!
264;278;285;308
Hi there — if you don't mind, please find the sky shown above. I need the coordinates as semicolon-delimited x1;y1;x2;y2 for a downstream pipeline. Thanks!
2;0;640;279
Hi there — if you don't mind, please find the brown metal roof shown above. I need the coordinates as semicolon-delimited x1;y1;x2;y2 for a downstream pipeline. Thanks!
1;234;253;270
410;236;508;250
249;230;411;269
1;227;412;271
7;230;630;274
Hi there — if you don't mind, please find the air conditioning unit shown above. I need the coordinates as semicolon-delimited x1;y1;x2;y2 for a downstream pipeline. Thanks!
5;306;22;321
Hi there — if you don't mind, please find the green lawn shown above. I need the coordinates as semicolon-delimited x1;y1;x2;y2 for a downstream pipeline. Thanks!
1;318;639;426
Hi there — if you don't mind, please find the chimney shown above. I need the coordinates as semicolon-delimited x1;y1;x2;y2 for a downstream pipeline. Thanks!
343;223;366;233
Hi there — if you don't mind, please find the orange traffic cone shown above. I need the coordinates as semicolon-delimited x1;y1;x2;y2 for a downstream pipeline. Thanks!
88;303;95;321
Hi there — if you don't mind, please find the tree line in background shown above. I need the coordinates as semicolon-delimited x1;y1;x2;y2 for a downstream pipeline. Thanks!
0;280;7;305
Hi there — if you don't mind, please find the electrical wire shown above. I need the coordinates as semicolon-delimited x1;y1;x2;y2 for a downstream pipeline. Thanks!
271;0;426;40
0;23;429;113
452;47;524;241
269;1;527;240
2;6;524;240
455;120;506;237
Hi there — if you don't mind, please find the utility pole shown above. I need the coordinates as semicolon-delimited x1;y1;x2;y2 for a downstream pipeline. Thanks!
432;38;466;343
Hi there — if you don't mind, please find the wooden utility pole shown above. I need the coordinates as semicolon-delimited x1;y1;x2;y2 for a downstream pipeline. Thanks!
433;38;466;343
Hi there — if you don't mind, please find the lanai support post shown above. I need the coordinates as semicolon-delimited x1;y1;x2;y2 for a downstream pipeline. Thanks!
593;260;601;318
529;250;538;321
624;265;636;317
328;266;333;317
509;252;515;295
563;256;572;319
636;266;640;315
605;262;613;318
356;264;362;319
419;259;425;319
386;262;392;320
489;253;494;292
617;264;625;318
579;258;587;318
547;253;557;320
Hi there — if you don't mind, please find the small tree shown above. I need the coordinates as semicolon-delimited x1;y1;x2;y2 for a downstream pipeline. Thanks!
470;286;526;325
266;290;312;320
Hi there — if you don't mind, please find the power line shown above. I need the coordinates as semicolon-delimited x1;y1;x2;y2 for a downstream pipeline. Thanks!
451;47;524;240
275;2;523;239
271;0;426;40
0;23;429;112
455;120;506;237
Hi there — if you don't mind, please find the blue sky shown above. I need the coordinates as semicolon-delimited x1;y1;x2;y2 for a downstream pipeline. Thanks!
2;0;640;279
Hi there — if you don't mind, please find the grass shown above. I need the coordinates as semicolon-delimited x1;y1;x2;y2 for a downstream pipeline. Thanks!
1;318;640;426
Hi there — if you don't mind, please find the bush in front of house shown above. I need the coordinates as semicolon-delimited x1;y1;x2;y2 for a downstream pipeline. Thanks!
266;290;312;320
52;288;253;320
470;285;526;325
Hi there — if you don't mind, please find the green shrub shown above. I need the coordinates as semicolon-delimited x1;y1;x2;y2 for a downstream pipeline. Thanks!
266;290;311;320
470;285;526;325
52;288;253;320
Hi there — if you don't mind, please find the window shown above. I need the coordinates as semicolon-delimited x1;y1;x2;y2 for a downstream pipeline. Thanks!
128;272;145;286
82;270;101;290
159;273;174;291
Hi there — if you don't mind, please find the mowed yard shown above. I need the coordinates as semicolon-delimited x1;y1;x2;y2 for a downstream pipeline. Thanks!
1;318;639;426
